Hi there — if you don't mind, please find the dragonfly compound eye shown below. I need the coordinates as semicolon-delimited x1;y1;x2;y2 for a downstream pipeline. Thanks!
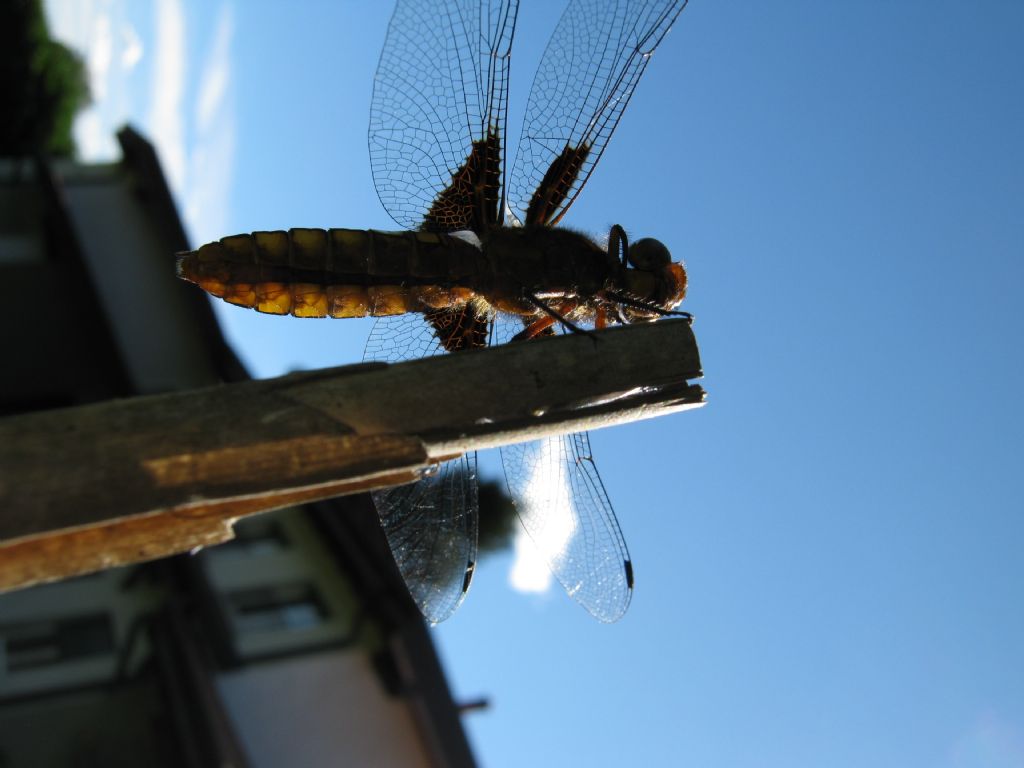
627;238;672;270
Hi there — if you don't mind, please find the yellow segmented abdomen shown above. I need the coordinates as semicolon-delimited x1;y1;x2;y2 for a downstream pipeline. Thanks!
176;227;482;318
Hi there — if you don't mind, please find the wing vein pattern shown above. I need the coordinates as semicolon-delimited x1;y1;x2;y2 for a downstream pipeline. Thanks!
507;0;687;226
370;0;518;232
500;431;632;622
365;315;481;624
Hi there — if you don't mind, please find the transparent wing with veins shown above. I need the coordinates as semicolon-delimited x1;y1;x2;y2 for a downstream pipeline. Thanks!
492;316;633;622
369;0;517;233
365;314;480;624
500;432;633;622
506;0;689;226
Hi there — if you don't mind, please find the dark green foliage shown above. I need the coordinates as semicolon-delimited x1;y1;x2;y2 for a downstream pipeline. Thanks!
0;0;90;157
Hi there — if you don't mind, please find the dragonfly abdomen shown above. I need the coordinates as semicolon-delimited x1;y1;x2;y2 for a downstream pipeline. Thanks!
177;228;485;318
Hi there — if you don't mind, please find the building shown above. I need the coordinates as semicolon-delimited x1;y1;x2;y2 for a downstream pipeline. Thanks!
0;127;477;767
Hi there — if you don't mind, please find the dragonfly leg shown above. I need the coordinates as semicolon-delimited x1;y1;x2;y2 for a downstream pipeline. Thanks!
603;290;694;323
513;314;556;341
513;295;590;340
608;224;629;267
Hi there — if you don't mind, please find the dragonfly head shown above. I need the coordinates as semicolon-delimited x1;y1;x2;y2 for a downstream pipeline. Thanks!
614;237;688;321
626;237;671;270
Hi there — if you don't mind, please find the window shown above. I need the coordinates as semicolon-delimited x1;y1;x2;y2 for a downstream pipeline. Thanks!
2;614;114;672
226;584;326;634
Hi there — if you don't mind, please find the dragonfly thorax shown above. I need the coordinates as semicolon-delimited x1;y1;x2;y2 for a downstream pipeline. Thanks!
481;225;616;300
479;224;687;325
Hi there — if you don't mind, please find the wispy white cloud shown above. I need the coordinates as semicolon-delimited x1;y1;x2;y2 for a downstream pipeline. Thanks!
45;0;236;247
146;0;187;195
45;0;146;159
949;712;1024;768
87;12;113;101
121;21;143;70
45;0;119;158
185;3;236;245
195;5;232;134
75;110;112;161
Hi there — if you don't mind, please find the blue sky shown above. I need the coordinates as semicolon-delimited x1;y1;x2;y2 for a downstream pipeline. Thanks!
45;1;1024;766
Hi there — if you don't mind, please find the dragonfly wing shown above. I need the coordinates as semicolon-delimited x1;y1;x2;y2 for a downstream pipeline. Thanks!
372;451;479;624
507;0;689;226
369;0;518;234
500;431;633;622
364;311;489;622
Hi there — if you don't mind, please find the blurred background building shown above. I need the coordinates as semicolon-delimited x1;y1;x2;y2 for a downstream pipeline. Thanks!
0;12;478;758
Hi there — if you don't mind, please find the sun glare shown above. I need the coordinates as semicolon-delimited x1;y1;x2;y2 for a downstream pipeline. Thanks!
507;439;578;596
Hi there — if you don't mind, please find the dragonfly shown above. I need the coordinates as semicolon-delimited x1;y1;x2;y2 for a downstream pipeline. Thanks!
177;0;691;623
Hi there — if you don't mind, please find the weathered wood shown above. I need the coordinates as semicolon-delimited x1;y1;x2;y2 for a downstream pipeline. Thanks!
0;468;424;591
0;318;704;590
